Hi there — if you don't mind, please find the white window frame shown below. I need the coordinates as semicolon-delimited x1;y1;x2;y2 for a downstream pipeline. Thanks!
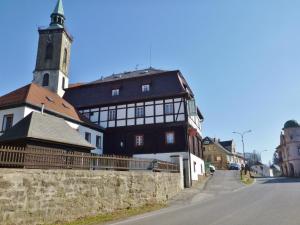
96;135;102;149
108;109;116;121
135;106;144;118
112;89;119;96
2;114;13;132
135;135;144;147
142;84;150;92
85;132;91;143
165;132;175;144
165;103;174;115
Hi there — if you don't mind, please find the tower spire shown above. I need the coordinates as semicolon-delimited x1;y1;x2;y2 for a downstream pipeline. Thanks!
49;0;65;28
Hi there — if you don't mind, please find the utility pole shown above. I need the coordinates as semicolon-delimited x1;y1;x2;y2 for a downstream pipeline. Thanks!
233;130;252;165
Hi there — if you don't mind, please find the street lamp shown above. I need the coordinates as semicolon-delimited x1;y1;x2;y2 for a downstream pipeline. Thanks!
253;149;269;163
233;130;252;162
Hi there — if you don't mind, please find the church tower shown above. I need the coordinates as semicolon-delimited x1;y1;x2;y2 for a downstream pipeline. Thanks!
33;0;73;97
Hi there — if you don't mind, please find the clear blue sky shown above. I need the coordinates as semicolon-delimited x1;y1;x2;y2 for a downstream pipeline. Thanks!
1;0;300;164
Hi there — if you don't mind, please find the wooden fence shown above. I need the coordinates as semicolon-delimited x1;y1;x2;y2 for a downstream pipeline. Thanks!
0;146;179;173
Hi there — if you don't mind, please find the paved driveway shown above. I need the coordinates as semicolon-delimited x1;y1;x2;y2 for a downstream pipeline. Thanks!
105;171;300;225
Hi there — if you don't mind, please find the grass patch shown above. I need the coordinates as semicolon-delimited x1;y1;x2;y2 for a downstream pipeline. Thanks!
241;172;254;185
51;203;166;225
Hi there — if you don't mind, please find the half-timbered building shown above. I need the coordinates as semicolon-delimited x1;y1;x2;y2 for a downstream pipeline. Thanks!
64;68;205;185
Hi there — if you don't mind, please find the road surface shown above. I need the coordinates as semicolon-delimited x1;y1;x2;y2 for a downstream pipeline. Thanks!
106;171;300;225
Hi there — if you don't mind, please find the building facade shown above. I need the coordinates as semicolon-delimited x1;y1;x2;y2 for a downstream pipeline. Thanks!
64;69;205;185
276;120;300;177
202;137;234;169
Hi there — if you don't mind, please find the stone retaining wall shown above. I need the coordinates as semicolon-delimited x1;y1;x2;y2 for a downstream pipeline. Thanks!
0;169;182;225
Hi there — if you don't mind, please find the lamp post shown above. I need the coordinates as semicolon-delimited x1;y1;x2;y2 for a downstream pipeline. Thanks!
233;130;252;163
253;149;269;163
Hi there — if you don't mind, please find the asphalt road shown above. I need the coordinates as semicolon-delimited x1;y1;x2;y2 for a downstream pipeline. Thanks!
106;171;300;225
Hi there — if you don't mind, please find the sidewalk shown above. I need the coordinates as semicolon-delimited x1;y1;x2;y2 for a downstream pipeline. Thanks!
167;175;213;206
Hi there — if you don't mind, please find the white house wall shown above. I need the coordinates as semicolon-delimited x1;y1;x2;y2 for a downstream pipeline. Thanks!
190;153;205;180
0;106;103;154
0;106;26;135
133;152;205;181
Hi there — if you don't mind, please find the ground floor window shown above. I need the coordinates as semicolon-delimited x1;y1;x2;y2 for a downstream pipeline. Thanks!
165;131;175;144
135;135;144;147
96;135;102;148
85;132;91;143
2;114;13;131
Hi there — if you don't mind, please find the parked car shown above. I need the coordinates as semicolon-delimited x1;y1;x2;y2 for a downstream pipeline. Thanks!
228;163;241;170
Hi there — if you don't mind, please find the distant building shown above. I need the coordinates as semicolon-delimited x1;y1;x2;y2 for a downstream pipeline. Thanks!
244;152;261;166
276;120;300;177
203;137;234;169
203;137;244;169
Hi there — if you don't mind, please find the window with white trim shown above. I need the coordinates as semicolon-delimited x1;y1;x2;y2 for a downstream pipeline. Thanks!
135;106;144;118
165;132;175;144
2;114;13;131
165;103;174;115
135;135;144;147
142;84;150;92
108;109;116;121
112;89;119;96
85;132;91;143
96;135;102;149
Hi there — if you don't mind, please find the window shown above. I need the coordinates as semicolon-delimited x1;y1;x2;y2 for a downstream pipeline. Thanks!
96;135;102;149
42;73;49;86
108;109;116;121
165;103;174;115
63;48;68;70
45;43;53;60
135;106;144;118
165;132;175;144
62;77;65;90
112;89;119;96
142;84;150;92
194;162;196;172
2;114;13;131
187;99;197;116
85;132;91;143
135;135;144;147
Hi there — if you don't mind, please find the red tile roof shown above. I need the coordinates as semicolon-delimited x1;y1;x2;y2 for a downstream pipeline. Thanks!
0;83;89;125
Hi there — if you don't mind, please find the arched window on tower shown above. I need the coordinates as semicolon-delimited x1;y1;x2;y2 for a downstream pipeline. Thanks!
42;73;49;86
62;77;65;90
63;48;68;70
45;43;53;60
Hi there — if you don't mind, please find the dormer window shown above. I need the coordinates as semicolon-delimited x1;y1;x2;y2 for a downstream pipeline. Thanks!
112;89;119;96
142;84;150;92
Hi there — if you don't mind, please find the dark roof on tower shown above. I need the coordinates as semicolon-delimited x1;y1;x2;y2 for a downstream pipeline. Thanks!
64;68;195;108
283;120;300;129
0;83;103;131
0;112;94;150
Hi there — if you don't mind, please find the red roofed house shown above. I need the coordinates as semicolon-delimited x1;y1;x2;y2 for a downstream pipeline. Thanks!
0;0;104;154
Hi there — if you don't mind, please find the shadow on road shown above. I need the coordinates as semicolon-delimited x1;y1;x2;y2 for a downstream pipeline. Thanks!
262;177;300;184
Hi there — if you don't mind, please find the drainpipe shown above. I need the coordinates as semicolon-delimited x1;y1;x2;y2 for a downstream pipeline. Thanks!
184;99;192;187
